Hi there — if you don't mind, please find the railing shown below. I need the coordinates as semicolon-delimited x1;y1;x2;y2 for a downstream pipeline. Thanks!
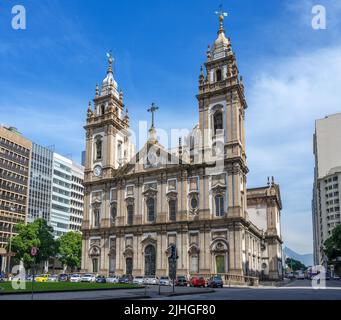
189;273;259;286
0;140;30;158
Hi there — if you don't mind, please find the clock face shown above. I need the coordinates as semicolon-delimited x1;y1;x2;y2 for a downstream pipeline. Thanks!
93;165;102;177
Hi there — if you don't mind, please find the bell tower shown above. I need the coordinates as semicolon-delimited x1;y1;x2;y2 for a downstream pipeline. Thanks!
84;53;133;182
197;11;248;218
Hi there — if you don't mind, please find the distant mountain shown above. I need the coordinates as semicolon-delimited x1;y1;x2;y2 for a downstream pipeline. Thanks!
283;247;313;267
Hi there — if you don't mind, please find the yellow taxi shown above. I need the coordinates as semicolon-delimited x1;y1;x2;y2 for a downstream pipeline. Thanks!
35;274;49;282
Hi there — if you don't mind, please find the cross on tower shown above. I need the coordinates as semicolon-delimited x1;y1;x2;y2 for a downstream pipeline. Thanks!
215;4;228;18
147;103;159;128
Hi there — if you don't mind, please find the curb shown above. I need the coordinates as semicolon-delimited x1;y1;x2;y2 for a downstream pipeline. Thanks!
0;286;142;296
164;289;215;297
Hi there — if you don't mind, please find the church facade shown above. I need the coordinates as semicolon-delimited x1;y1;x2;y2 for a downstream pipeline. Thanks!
80;14;283;283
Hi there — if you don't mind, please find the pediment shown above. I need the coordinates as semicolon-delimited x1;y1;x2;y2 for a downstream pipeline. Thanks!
114;141;184;177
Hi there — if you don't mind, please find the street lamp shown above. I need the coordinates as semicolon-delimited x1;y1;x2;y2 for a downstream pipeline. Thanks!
7;205;16;275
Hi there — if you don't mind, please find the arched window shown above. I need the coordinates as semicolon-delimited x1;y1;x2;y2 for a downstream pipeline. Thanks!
117;141;122;165
127;205;134;225
95;138;102;161
191;255;199;273
169;199;177;222
101;104;105;115
147;197;155;222
111;203;117;222
215;195;224;217
213;111;223;135
216;69;222;82
190;197;198;210
93;208;100;227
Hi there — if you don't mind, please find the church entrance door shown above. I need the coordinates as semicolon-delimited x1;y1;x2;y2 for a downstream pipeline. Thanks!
216;255;226;274
126;258;133;275
144;245;156;276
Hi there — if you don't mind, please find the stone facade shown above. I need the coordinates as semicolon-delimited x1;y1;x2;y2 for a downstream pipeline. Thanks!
81;14;283;283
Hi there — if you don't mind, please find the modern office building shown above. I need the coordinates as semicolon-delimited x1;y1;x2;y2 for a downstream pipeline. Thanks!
50;153;73;237
312;113;341;265
27;143;53;223
50;153;85;237
0;126;32;272
70;162;84;231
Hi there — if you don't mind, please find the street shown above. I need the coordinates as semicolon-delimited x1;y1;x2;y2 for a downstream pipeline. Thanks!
1;280;341;300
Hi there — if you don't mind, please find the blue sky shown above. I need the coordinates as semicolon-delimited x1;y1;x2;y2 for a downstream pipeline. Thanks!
1;0;341;254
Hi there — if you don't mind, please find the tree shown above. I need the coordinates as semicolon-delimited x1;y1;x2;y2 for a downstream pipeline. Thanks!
57;232;82;272
324;225;341;261
9;219;57;269
285;257;306;271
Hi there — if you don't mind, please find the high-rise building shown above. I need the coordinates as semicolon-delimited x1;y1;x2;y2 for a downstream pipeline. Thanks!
0;126;32;272
50;153;85;237
312;113;341;265
70;162;84;231
28;143;53;223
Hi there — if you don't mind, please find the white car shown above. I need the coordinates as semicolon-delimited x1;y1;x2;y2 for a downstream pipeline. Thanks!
48;275;58;282
133;276;145;285
145;276;159;285
70;274;81;282
159;276;171;286
106;275;119;283
81;274;96;283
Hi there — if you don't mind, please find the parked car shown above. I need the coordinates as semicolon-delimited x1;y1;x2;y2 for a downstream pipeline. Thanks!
159;276;171;286
35;274;49;283
144;276;159;285
207;275;224;288
48;274;58;282
0;273;5;283
95;275;106;283
81;274;96;283
106;275;119;283
333;274;340;280
26;275;36;281
175;276;188;287
133;276;145;285
58;274;69;282
190;276;206;287
70;274;81;283
118;274;133;284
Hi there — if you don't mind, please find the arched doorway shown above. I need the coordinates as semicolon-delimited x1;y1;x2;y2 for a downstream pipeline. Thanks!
126;258;133;275
92;258;99;273
144;245;156;276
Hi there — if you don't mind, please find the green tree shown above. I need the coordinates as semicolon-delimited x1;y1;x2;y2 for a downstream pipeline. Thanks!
324;225;341;261
57;232;82;271
285;257;306;271
9;219;57;269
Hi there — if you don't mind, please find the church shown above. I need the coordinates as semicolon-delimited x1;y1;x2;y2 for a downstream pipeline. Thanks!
80;12;284;284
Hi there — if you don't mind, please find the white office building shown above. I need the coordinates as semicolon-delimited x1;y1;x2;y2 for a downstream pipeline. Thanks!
312;113;341;265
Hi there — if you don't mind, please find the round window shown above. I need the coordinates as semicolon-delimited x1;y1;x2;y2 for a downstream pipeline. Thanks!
191;198;198;210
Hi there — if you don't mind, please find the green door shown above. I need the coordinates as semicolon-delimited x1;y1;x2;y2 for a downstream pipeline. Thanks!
216;255;226;274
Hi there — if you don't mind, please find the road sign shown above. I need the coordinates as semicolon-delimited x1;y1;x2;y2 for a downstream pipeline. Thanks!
31;247;38;257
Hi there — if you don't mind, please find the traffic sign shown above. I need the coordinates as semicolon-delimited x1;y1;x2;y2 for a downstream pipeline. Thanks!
31;247;38;257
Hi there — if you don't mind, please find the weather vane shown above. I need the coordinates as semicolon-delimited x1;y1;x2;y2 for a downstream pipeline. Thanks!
147;103;159;128
106;50;115;74
215;4;228;18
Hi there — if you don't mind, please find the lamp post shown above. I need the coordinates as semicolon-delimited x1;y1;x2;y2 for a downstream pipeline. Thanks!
7;206;16;275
